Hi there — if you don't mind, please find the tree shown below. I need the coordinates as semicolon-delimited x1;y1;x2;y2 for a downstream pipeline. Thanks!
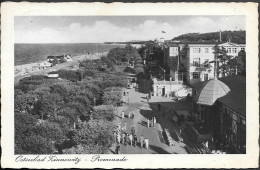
124;67;136;74
213;45;232;77
34;93;64;120
15;112;66;154
92;105;114;121
107;47;127;62
102;87;122;106
237;50;246;75
68;119;114;154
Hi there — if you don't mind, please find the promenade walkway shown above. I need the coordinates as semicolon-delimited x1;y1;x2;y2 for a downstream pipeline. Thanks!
109;88;196;154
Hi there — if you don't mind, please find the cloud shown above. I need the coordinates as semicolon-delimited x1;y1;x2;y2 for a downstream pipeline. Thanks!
15;17;245;43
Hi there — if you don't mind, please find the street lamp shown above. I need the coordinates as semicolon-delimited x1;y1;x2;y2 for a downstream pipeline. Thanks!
163;70;165;81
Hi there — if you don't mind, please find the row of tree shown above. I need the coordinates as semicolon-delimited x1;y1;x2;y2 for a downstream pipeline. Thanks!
14;45;144;154
173;30;246;44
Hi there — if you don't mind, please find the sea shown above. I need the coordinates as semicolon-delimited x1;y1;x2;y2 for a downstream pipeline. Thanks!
14;43;125;66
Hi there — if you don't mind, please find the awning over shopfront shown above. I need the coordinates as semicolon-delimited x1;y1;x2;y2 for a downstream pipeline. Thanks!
195;77;230;106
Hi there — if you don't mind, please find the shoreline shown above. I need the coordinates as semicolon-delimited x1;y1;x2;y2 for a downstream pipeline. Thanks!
14;51;108;85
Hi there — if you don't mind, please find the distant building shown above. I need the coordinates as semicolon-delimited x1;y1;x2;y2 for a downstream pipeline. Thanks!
129;44;144;49
152;77;186;97
190;75;246;154
39;61;52;69
47;54;72;63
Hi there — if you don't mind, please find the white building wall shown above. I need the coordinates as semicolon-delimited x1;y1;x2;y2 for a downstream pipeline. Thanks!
187;42;246;84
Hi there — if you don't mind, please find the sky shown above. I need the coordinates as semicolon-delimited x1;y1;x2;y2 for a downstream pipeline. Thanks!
14;16;245;43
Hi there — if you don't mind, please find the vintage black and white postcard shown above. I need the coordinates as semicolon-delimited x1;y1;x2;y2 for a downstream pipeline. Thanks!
1;2;259;169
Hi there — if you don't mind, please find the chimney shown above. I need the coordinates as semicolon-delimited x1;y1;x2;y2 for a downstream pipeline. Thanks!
219;30;222;42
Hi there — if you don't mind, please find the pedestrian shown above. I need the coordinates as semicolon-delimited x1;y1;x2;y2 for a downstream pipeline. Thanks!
131;126;135;136
126;133;129;145
140;135;144;149
122;133;125;145
116;144;121;154
134;135;138;147
123;121;127;131
121;111;125;119
180;128;182;135
147;118;150;128
118;122;121;131
124;133;128;145
117;133;121;144
144;138;149;149
153;117;156;126
129;134;133;146
128;111;131;119
114;131;117;143
163;110;166;118
157;103;161;111
132;111;135;119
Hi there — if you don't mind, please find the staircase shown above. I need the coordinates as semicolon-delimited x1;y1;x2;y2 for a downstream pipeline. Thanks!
185;143;210;154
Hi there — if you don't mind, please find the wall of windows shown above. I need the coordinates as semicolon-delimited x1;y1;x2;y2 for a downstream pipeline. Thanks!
220;104;246;153
193;48;201;53
192;72;200;79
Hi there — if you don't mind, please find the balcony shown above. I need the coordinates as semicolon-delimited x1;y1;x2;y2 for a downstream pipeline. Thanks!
190;64;211;72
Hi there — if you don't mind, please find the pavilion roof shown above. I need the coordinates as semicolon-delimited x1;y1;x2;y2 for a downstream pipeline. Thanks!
195;77;230;106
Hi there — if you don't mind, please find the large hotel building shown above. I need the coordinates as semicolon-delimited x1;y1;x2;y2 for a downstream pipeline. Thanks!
164;41;246;84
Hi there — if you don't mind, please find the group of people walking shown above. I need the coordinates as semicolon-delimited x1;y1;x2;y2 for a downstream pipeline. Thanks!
147;117;156;128
114;120;150;154
121;111;135;119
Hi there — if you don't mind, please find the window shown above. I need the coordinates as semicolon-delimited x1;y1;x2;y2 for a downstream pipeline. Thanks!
232;48;237;53
204;74;208;81
227;48;231;53
193;58;200;67
205;48;209;53
193;72;200;79
193;48;201;53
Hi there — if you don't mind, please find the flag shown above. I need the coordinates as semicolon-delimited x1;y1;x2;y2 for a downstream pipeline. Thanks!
162;31;166;33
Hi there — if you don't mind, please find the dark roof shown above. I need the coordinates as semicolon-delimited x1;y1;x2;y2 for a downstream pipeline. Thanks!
189;81;205;90
190;75;246;117
217;75;246;117
47;55;65;59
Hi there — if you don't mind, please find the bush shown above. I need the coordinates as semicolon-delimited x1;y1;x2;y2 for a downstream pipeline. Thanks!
124;67;136;74
92;105;114;121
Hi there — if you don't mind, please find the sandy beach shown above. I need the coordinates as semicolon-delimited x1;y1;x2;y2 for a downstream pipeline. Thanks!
14;52;107;85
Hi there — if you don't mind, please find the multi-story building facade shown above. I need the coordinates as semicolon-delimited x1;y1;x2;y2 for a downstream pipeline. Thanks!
164;41;246;84
187;42;246;83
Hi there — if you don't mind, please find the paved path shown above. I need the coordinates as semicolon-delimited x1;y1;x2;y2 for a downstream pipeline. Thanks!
109;88;193;154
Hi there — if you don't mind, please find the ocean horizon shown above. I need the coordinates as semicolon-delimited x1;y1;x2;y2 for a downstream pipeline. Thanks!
15;43;125;66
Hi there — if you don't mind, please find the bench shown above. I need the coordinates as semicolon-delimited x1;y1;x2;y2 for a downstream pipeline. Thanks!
173;129;183;142
164;128;174;146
